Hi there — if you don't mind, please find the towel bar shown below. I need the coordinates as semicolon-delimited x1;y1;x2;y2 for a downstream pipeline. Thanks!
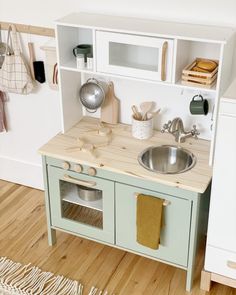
134;193;171;206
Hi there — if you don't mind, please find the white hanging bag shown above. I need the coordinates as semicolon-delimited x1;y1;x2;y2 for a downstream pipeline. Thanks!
0;24;34;94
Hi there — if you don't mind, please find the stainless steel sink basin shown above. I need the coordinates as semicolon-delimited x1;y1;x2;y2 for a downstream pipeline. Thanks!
138;145;196;174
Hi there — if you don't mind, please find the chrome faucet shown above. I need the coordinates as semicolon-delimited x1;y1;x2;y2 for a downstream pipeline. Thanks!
161;117;200;143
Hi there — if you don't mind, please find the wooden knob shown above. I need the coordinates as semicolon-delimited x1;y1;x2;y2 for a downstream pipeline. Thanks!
88;167;97;176
74;164;83;173
62;161;70;170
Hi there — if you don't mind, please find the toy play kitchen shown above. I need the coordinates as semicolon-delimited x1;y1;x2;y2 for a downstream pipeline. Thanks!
39;12;235;292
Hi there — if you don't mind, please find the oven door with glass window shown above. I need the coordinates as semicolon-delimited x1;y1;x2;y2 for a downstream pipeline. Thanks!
47;165;115;244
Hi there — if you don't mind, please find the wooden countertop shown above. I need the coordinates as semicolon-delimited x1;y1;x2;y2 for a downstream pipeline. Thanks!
39;116;212;193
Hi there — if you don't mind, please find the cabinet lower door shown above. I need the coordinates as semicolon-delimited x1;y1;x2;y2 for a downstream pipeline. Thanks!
115;183;192;267
205;246;236;279
48;166;114;244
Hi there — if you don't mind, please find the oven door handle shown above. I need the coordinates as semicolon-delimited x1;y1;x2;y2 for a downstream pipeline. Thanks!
161;41;168;81
63;174;96;187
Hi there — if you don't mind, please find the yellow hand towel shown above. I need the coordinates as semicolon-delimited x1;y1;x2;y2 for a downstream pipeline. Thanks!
136;194;164;250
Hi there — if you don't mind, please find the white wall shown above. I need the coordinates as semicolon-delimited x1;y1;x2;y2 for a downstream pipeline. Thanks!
0;33;61;189
0;0;235;189
1;0;236;27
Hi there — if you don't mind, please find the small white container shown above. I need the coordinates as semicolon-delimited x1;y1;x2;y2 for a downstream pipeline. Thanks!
76;54;85;69
87;56;93;69
132;115;153;140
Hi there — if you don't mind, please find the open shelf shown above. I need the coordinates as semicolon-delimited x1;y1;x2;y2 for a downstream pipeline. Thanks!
175;40;221;89
175;80;217;93
57;25;94;69
61;182;103;211
60;59;94;73
60;64;217;94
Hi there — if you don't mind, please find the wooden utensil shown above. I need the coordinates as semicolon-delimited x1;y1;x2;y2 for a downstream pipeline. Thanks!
131;105;142;120
101;81;119;124
28;42;35;80
140;101;154;120
28;42;46;83
148;108;161;119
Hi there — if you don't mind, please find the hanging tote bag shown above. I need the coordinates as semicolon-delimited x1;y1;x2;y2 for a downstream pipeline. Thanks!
0;25;34;95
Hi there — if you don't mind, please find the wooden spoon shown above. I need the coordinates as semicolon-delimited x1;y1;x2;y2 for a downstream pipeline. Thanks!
148;108;161;119
140;101;154;120
131;105;142;120
28;42;36;80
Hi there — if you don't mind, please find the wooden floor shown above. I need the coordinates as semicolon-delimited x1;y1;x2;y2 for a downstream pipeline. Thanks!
0;179;235;295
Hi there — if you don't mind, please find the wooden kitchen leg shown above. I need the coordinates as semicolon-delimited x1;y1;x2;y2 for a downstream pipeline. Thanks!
186;267;194;292
186;197;201;292
200;270;212;291
185;198;200;291
48;228;57;246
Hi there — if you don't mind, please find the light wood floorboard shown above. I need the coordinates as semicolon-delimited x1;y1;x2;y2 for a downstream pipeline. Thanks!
0;179;235;294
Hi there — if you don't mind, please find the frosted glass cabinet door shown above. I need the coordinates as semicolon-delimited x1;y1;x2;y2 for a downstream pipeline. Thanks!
96;31;174;82
207;114;236;252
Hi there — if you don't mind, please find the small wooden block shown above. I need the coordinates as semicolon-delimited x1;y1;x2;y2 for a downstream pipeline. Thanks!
98;127;112;137
82;143;94;152
200;270;212;291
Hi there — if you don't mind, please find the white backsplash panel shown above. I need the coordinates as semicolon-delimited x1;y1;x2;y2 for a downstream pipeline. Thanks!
84;74;215;140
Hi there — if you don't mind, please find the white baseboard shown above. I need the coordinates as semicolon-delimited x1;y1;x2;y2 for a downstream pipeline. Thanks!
0;156;44;190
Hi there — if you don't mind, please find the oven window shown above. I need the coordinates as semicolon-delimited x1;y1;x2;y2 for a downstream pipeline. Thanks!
60;180;103;229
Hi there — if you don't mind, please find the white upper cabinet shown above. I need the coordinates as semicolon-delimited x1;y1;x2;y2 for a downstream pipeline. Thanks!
55;12;235;159
96;31;174;82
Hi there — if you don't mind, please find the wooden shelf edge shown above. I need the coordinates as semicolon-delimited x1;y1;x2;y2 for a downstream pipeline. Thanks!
60;64;217;93
60;65;95;74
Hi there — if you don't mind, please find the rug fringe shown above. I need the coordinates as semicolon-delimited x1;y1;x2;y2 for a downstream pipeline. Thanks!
0;257;83;295
0;257;115;295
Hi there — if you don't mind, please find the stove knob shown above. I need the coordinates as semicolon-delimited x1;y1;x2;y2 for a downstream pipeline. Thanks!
88;167;97;176
62;161;70;170
74;164;83;173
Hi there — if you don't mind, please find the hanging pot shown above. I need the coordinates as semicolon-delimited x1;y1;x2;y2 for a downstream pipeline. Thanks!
79;78;108;113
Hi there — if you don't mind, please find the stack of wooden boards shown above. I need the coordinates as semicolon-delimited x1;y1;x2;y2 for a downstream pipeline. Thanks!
182;58;218;89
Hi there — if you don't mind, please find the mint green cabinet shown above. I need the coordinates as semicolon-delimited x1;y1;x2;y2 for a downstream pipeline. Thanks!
42;156;210;291
115;183;192;267
47;165;115;244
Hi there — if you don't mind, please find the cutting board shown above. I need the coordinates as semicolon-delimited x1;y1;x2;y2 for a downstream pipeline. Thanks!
101;81;119;124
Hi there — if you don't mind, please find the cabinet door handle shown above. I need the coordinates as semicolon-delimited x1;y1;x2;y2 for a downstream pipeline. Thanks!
63;174;96;187
227;260;236;269
134;193;171;206
161;41;168;81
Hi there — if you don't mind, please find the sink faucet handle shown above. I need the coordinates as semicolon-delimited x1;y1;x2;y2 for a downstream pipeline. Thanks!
191;125;200;139
161;120;172;133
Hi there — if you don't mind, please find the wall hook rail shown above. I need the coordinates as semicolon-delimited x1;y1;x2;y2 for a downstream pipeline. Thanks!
0;21;55;37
